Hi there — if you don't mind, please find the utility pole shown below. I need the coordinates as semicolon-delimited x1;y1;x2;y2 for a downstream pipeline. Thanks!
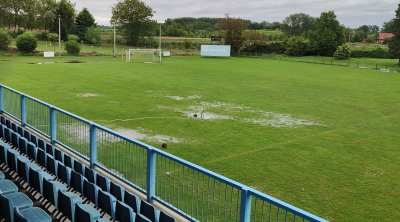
159;23;162;62
113;24;116;57
58;16;61;57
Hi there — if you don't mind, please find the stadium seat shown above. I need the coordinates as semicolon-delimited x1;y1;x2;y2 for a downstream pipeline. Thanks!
124;190;140;213
0;171;4;179
37;148;46;167
64;154;74;168
115;200;136;222
17;126;23;137
84;166;96;183
17;155;34;182
11;123;17;132
23;130;31;141
96;174;110;192
27;142;37;161
30;134;38;146
74;203;101;222
0;192;34;222
45;143;54;156
0;125;4;138
42;177;67;208
54;148;64;162
0;116;5;124
46;154;58;175
98;190;116;218
140;200;157;222
57;162;71;185
18;137;28;154
38;138;45;150
71;170;85;193
83;180;100;205
7;148;20;171
58;190;83;221
15;207;52;222
0;145;7;164
0;179;18;194
110;181;124;201
28;165;53;194
136;213;152;222
159;211;176;222
5;119;11;128
4;127;11;143
11;131;20;147
74;160;84;175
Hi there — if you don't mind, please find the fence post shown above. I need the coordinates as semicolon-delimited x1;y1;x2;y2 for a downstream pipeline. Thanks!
0;85;3;113
20;95;26;126
89;124;97;168
239;187;252;222
146;148;156;202
50;107;57;144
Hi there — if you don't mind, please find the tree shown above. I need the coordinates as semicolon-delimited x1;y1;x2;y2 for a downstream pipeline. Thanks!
16;31;37;53
218;16;247;54
0;29;11;50
281;13;315;37
75;8;96;41
65;34;80;55
111;0;156;45
309;11;345;56
284;36;310;56
165;22;186;36
85;26;101;45
51;0;75;41
388;4;400;63
382;19;395;32
37;0;57;33
333;44;351;60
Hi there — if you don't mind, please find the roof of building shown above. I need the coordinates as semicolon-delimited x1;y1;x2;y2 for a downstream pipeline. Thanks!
377;32;395;40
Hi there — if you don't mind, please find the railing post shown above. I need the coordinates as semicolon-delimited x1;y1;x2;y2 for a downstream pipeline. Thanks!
239;187;252;222
50;107;56;144
146;148;156;202
20;95;26;126
89;124;97;169
0;85;3;113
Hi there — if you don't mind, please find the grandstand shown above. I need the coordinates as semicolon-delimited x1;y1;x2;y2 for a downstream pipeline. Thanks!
0;84;328;222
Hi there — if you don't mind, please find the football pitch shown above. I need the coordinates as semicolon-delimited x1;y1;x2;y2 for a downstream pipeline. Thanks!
0;56;399;221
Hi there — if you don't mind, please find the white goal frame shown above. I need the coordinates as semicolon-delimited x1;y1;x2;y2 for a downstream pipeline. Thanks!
126;49;162;63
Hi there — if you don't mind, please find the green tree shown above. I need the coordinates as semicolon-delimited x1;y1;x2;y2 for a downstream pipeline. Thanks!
111;0;155;45
284;36;310;56
75;8;96;41
51;0;75;41
388;4;400;63
382;19;395;32
218;16;247;54
165;22;186;36
37;0;57;33
309;11;345;56
16;31;37;53
281;13;315;37
85;26;101;45
0;29;11;50
65;34;80;55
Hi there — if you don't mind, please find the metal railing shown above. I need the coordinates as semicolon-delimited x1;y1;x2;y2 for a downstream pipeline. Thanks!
0;84;328;222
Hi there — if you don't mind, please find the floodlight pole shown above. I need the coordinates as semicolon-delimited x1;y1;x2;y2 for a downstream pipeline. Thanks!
159;23;162;62
58;16;61;58
113;24;116;57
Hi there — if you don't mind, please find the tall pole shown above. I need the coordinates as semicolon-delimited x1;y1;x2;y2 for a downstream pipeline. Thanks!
58;16;61;57
113;24;116;57
159;23;162;62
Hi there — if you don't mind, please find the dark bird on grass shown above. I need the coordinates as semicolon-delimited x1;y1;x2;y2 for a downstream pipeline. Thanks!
162;143;168;149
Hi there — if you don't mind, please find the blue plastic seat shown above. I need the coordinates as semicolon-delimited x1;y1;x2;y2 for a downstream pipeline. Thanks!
15;207;52;222
4;127;11;143
159;211;176;222
0;192;34;222
38;138;45;150
45;154;58;175
136;213;152;222
74;160;84;175
27;142;37;161
11;123;17;133
74;203;101;222
17;126;23;137
0;116;5;124
23;130;31;141
0;171;4;179
97;190;116;219
0;144;8;164
30;134;38;146
57;162;71;185
124;191;140;213
7;148;20;171
115;200;135;222
64;154;73;168
96;174;110;192
0;179;18;194
18;137;28;154
42;177;67;208
5;119;11;128
37;148;46;167
84;166;96;183
17;155;33;181
83;180;100;205
140;200;157;222
11;131;20;147
45;143;54;156
70;170;85;193
110;181;124;201
54;148;64;162
58;190;83;221
28;166;53;194
0;125;4;138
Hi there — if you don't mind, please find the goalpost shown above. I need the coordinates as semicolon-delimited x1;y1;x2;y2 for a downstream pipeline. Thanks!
125;49;162;63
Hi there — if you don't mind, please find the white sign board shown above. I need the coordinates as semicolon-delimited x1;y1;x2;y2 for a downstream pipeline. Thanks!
163;51;171;57
44;51;55;58
201;45;231;57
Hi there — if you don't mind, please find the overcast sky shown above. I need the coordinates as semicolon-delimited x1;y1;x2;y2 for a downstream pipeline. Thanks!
72;0;398;28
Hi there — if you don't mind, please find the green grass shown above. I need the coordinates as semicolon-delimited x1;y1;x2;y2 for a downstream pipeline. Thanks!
1;56;399;221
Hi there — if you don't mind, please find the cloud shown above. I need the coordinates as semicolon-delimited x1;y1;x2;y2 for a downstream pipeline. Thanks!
72;0;397;27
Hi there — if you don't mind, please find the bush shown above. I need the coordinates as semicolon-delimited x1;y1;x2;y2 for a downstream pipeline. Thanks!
351;48;388;58
16;32;38;54
284;36;310;56
241;42;285;54
334;44;351;60
0;29;11;50
85;26;101;45
65;35;81;55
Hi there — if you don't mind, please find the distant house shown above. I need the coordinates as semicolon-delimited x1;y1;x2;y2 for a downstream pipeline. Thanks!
376;32;395;43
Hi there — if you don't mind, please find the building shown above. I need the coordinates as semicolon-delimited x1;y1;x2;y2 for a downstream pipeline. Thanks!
376;32;395;43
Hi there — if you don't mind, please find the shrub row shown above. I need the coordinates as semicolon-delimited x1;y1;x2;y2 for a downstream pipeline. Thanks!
240;42;285;54
350;48;389;58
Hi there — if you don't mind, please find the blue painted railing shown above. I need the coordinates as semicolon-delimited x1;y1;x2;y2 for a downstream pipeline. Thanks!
0;84;328;222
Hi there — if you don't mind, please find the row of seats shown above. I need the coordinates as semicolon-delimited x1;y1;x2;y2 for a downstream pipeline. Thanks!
0;167;52;222
0;115;176;222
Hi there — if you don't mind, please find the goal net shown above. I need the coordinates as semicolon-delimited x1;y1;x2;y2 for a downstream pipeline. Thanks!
126;49;161;63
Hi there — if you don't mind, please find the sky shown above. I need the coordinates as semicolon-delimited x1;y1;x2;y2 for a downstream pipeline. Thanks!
72;0;398;28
